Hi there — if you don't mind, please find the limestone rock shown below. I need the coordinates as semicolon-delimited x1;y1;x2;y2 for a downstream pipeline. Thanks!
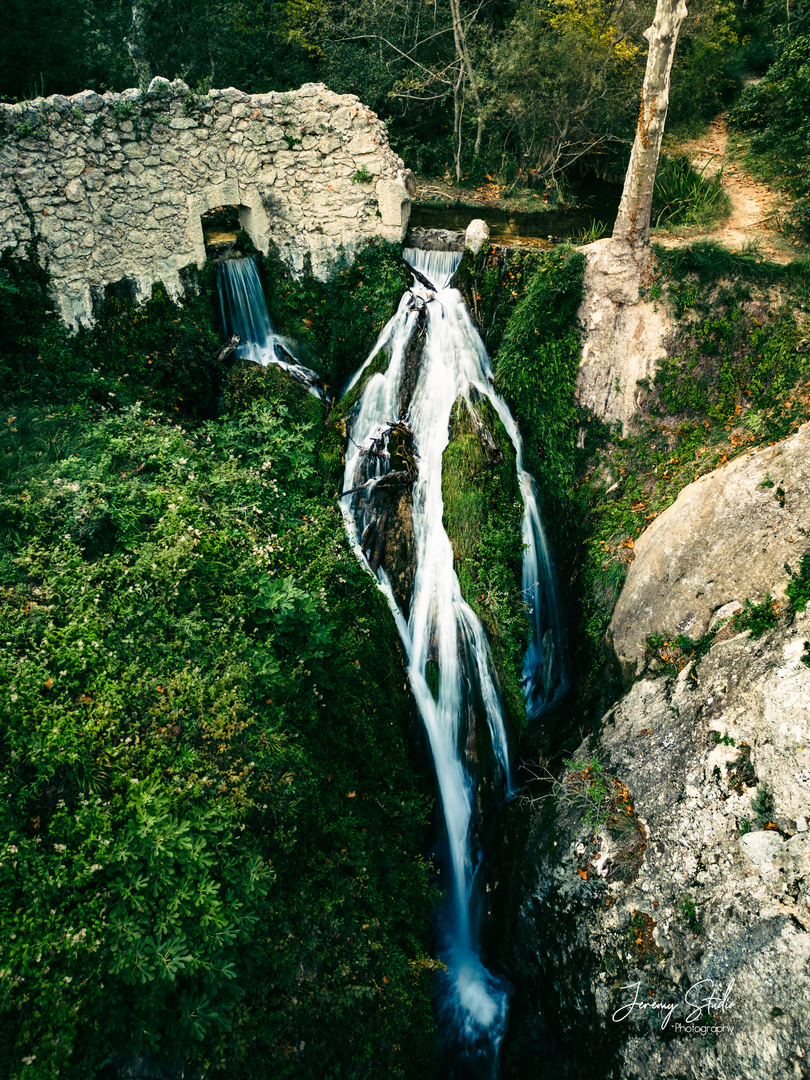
740;829;783;867
502;602;810;1080
375;177;411;236
464;218;489;254
576;237;673;432
609;422;810;676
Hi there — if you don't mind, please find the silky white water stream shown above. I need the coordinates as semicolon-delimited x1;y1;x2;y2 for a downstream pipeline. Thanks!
217;256;324;394
340;249;567;1073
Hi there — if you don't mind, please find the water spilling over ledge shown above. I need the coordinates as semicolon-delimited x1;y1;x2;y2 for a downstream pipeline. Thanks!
339;247;568;1072
217;256;326;396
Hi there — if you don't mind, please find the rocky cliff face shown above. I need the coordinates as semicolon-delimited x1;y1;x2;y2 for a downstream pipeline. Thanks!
610;421;810;678
500;422;810;1080
576;238;672;433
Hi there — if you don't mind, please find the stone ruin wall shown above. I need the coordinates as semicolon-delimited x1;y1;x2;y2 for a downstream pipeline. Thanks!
0;78;414;328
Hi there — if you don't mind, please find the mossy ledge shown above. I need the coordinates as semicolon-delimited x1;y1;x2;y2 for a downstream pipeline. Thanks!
441;391;529;750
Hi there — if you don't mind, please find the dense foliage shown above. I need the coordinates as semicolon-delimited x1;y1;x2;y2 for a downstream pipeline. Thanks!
0;249;439;1078
731;0;810;241
262;243;411;393
461;240;810;707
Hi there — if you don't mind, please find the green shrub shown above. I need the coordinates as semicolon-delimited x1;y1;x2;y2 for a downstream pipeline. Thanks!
652;155;730;230
351;165;373;184
0;268;439;1076
732;595;779;638
786;552;810;612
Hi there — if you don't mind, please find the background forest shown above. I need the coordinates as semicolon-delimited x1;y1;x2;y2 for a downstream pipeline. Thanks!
1;0;807;200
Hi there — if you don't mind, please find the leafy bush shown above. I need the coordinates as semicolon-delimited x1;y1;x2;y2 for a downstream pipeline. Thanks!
1;782;270;1075
0;258;439;1077
652;155;730;230
645;630;716;677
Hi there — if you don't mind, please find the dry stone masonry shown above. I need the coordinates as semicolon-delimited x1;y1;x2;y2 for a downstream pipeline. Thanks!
0;78;414;328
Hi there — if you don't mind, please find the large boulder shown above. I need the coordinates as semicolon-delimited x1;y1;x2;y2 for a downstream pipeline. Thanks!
609;421;810;677
500;604;810;1080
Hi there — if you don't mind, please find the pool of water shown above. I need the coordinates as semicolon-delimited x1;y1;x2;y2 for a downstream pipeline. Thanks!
410;177;623;245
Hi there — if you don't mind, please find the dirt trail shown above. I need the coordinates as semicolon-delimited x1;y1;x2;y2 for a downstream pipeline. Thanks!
414;114;797;260
653;113;792;261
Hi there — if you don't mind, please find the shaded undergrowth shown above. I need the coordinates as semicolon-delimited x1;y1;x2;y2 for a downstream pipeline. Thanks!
0;250;439;1080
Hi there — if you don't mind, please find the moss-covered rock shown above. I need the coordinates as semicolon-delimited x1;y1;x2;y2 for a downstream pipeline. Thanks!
442;391;529;750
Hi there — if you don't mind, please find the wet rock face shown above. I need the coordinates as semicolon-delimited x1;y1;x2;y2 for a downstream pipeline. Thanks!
365;485;416;618
610;420;810;678
502;586;810;1080
0;80;411;328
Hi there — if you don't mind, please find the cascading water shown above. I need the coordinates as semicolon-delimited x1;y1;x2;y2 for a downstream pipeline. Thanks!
340;248;567;1074
216;256;324;394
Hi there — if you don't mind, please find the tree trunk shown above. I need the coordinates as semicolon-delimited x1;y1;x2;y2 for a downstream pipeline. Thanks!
124;0;154;90
453;69;464;182
448;0;484;162
611;0;688;262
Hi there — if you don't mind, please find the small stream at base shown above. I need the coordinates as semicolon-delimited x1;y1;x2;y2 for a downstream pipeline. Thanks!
340;249;568;1074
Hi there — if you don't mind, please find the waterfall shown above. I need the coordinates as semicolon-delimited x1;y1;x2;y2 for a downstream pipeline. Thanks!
340;249;567;1073
216;256;324;394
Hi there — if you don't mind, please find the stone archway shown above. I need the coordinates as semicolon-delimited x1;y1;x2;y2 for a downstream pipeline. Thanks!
1;81;413;328
187;179;271;267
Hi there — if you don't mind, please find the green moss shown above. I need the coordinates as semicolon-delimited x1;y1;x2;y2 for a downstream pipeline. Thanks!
441;394;529;742
222;356;325;428
262;240;410;392
459;245;568;356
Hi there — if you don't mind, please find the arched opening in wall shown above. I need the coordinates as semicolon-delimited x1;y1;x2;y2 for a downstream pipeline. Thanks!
189;183;270;269
202;204;242;259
